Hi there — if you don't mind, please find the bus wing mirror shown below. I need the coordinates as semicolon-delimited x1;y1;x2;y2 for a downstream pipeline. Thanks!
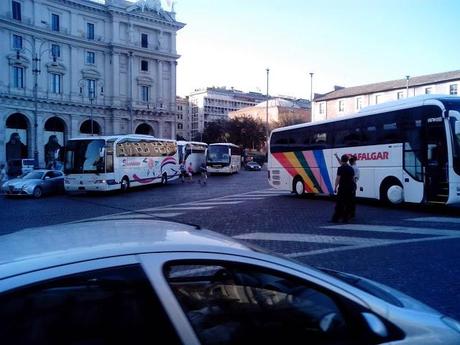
455;121;460;135
99;147;105;157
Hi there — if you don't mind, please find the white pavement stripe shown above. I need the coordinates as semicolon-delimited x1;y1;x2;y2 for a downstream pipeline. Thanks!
406;217;460;224
321;224;460;236
150;212;183;218
143;206;214;211
286;235;460;258
187;201;244;206
233;232;392;246
220;197;265;201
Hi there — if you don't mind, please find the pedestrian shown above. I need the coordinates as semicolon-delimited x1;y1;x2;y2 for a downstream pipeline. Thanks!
179;161;186;183
0;164;7;184
349;155;360;219
331;154;355;223
187;162;193;183
198;162;207;185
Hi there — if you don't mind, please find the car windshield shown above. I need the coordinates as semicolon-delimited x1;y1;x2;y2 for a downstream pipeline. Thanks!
21;171;44;180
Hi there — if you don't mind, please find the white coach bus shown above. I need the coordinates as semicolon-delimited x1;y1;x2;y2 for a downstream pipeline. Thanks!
177;141;208;173
64;135;179;192
206;143;241;174
268;95;460;205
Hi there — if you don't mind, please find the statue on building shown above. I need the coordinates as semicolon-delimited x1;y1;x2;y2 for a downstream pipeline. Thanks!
6;132;27;162
44;135;62;170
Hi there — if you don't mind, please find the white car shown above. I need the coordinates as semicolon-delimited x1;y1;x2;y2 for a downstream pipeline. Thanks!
0;219;459;344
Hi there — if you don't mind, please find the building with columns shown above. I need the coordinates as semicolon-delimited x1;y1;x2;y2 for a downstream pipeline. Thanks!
0;0;184;167
176;95;191;140
312;70;460;122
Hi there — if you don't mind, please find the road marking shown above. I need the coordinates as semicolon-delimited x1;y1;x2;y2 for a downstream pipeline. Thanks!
144;206;214;211
322;224;460;236
406;217;460;224
185;201;244;206
234;232;392;246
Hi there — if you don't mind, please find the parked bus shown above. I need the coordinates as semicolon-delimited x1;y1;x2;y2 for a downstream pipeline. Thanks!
207;143;241;174
268;95;460;205
177;141;208;173
64;135;179;192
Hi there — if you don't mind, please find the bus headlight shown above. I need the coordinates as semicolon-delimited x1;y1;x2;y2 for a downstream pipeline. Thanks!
95;180;107;184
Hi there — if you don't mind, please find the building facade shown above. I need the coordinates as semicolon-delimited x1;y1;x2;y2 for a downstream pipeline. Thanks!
176;96;190;140
228;98;311;127
313;70;460;122
188;87;267;140
0;0;184;167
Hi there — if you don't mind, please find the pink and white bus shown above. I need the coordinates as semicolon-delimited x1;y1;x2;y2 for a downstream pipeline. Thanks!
268;95;460;205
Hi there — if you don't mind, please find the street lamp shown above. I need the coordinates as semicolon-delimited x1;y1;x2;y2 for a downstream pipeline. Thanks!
16;38;53;168
79;79;104;135
309;72;314;102
406;75;410;98
266;68;270;147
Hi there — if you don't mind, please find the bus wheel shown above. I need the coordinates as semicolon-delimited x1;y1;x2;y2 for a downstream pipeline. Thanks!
293;177;305;196
161;173;168;185
120;177;130;192
380;179;403;204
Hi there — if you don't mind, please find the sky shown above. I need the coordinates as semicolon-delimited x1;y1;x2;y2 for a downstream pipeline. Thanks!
128;0;460;99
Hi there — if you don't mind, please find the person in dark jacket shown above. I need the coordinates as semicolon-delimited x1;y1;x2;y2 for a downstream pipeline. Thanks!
44;135;62;169
331;154;355;223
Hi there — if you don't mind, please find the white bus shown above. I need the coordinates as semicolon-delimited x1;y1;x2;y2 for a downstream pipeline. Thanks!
268;95;460;205
177;141;208;173
206;143;241;174
64;134;179;192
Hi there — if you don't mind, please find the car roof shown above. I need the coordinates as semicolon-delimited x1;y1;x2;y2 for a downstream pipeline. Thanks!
0;219;254;279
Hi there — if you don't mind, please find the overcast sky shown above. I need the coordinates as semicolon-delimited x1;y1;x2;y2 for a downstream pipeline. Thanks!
128;0;460;99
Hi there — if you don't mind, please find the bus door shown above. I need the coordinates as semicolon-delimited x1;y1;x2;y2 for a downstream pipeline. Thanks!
425;116;448;202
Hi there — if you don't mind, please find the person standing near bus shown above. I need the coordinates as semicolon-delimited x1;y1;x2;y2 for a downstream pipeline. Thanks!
349;156;360;219
180;161;187;183
187;162;193;182
198;162;207;185
331;154;355;223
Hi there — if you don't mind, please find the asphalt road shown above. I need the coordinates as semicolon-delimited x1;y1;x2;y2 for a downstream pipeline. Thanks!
1;168;459;320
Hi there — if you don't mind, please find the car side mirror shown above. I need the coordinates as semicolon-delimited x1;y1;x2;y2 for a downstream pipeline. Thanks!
362;312;388;337
44;176;50;180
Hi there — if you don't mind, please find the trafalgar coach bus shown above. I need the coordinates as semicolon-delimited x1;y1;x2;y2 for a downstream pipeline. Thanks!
177;141;208;173
64;135;179;192
268;95;460;205
206;143;241;174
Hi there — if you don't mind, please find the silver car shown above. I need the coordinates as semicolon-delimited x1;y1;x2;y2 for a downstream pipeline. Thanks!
1;169;64;198
0;219;459;344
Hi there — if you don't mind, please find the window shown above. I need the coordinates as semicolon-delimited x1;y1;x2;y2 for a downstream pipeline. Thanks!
141;33;148;48
12;1;21;21
166;262;359;345
319;102;325;114
12;34;22;49
87;23;95;40
450;84;457;95
375;95;381;104
425;87;432;94
338;100;345;112
141;86;150;102
177;123;183;130
51;14;60;32
13;66;24;88
356;97;362;110
397;91;404;100
51;44;60;58
51;73;62;94
141;60;148;71
87;79;96;98
86;51;95;64
0;265;181;345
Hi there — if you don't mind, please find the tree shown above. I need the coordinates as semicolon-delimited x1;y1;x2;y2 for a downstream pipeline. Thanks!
201;119;227;143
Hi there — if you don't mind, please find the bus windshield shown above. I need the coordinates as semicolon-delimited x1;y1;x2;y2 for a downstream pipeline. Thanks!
207;145;230;165
65;139;106;174
448;107;460;175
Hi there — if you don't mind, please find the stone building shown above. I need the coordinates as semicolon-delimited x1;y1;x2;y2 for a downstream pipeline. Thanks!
0;0;184;167
312;70;460;122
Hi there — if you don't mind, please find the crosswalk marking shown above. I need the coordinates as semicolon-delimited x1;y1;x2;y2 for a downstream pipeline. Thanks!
322;224;460;236
186;201;244;206
406;217;460;224
234;232;393;246
144;206;214;211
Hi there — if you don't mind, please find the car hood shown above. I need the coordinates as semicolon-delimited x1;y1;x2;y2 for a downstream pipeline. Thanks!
319;268;439;314
3;179;41;187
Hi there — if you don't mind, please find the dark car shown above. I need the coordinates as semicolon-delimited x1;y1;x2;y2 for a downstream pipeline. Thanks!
1;169;64;198
245;161;262;171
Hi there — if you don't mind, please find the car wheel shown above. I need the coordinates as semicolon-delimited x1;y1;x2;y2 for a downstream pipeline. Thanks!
293;177;305;196
120;177;129;192
33;187;43;199
161;173;168;185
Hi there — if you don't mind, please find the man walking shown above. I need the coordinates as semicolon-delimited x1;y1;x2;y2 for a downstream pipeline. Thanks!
331;154;355;223
349;156;360;219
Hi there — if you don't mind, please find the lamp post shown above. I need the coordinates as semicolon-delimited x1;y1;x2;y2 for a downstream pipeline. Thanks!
16;38;52;168
79;79;104;135
266;68;270;147
406;75;410;98
309;72;314;102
